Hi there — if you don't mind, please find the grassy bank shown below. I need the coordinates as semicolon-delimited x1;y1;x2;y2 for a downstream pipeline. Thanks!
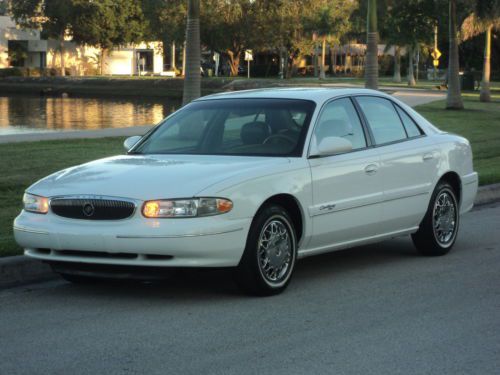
1;93;499;257
0;138;125;257
3;76;499;99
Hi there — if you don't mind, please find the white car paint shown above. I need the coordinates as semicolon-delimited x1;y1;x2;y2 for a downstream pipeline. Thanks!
14;88;478;269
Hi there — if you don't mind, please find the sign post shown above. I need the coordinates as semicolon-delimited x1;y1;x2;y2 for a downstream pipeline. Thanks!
244;49;253;79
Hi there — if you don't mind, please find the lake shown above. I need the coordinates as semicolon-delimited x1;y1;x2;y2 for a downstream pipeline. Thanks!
0;95;181;135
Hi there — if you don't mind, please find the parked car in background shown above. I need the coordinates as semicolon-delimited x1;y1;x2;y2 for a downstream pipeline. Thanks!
14;88;478;295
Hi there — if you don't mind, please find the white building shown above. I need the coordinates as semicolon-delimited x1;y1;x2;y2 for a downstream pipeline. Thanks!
0;15;165;75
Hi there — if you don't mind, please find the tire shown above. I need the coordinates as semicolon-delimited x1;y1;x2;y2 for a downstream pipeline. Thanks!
412;181;460;256
235;205;298;296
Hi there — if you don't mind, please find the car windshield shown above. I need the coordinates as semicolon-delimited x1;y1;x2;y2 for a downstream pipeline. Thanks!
132;98;316;157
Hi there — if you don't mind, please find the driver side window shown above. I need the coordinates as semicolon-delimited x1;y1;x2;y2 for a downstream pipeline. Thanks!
314;98;367;150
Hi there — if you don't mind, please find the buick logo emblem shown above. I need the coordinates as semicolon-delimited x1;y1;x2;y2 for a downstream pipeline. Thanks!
82;202;95;217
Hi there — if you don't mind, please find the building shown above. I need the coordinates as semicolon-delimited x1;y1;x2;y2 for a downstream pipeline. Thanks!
0;15;165;76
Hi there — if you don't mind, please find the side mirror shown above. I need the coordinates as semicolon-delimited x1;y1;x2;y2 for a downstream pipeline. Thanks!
316;136;353;156
123;135;142;151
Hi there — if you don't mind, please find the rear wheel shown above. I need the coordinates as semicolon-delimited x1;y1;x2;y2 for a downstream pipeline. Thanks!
412;181;459;256
235;205;297;296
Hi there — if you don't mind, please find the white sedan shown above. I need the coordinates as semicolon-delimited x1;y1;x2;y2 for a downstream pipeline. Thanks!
14;88;478;295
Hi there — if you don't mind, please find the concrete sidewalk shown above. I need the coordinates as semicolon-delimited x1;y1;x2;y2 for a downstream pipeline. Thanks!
0;89;445;144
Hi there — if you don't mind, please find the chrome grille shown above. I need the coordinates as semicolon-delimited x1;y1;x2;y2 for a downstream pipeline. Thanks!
50;198;135;220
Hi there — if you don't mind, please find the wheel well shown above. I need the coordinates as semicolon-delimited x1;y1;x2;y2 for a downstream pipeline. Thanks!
259;194;304;243
439;172;462;204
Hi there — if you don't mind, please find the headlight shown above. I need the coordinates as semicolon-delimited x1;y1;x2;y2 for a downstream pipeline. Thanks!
142;198;233;218
23;193;49;214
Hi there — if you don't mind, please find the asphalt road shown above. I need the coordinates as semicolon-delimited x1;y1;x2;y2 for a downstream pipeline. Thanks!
1;203;499;375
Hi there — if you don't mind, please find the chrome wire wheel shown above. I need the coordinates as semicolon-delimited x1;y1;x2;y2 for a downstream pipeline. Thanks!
432;190;458;247
257;215;295;286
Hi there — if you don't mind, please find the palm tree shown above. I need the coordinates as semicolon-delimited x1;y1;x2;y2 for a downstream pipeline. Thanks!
407;45;416;86
476;0;499;102
460;1;499;103
393;46;402;83
446;0;464;109
365;0;378;89
182;0;201;105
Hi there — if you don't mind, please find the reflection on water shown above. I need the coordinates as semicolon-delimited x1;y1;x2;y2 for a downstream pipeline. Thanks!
0;95;180;135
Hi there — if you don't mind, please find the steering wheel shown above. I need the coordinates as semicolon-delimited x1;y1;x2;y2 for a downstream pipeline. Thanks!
263;133;296;145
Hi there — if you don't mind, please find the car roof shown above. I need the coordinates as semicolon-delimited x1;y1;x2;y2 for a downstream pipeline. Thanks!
196;87;391;106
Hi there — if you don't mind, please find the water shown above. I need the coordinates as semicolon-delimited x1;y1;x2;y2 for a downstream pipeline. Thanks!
0;95;181;135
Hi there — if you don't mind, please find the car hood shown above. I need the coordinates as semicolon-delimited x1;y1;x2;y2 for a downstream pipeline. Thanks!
28;154;291;200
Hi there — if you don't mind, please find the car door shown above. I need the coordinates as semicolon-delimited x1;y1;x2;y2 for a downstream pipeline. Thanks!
307;97;384;252
354;96;440;233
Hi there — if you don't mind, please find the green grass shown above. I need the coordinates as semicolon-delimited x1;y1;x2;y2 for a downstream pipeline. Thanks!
0;138;125;257
414;93;500;186
1;93;499;257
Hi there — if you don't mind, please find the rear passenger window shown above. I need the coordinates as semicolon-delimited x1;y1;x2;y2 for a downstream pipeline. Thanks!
356;96;407;145
395;106;422;138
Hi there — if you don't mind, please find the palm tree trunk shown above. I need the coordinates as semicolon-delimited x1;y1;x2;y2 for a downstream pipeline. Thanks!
446;0;464;109
319;37;326;79
365;0;378;89
60;33;65;76
182;0;201;105
480;24;492;102
407;45;416;86
171;41;176;70
393;46;401;82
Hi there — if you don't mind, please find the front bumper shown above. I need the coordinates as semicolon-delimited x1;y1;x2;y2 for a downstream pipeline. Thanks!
14;210;252;268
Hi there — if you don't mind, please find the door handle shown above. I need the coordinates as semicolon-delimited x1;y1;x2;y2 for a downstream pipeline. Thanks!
423;153;434;161
364;164;378;175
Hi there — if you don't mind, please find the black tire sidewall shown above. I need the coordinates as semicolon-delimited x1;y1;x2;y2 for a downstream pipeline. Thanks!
238;205;297;294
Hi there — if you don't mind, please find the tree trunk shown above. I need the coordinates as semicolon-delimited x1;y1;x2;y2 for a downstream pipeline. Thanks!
319;37;326;79
171;41;176;70
407;45;416;86
227;50;241;77
479;25;492;102
393;46;401;82
446;0;464;109
365;0;378;89
182;0;201;105
60;33;65;77
100;48;106;75
182;41;186;76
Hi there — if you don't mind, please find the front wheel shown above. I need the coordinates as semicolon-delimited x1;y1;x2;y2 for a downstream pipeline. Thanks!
235;205;297;296
412;181;460;256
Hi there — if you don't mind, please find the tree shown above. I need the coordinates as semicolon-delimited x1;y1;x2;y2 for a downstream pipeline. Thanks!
141;0;186;71
183;0;201;105
475;0;499;102
305;1;354;79
383;0;435;86
446;0;465;109
71;0;145;75
365;0;378;89
201;0;267;76
9;0;74;76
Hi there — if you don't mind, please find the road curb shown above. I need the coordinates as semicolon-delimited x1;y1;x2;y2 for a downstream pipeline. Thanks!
0;255;56;289
475;183;500;206
1;183;500;289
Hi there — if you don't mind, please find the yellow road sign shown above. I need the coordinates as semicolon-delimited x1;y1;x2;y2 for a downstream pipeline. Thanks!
433;59;439;67
431;49;441;60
